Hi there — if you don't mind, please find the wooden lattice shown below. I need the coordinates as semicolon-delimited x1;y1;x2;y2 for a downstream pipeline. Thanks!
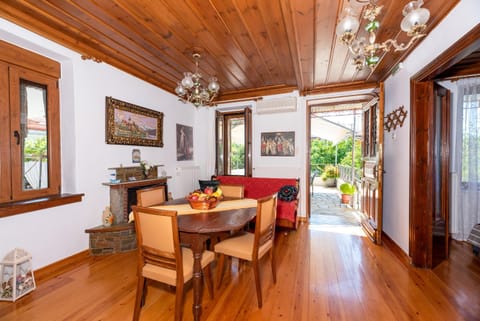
384;105;407;132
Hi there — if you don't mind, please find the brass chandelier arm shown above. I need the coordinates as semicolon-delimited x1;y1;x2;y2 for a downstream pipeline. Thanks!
380;34;426;52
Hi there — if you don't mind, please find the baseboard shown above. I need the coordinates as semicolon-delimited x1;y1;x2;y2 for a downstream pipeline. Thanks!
381;231;411;268
34;250;90;283
298;217;308;223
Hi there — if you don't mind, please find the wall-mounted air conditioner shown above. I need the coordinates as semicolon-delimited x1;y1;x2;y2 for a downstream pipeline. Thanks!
255;97;297;114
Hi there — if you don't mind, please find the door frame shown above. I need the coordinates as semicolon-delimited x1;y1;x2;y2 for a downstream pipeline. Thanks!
305;92;377;220
409;24;480;267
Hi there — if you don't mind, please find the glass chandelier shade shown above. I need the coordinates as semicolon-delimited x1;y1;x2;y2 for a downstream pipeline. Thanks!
335;0;430;71
175;53;220;108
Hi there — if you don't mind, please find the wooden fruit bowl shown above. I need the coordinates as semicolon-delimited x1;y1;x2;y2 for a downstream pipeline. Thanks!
187;197;219;210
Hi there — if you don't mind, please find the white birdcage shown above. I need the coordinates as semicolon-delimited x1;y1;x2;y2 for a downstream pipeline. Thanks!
0;248;36;301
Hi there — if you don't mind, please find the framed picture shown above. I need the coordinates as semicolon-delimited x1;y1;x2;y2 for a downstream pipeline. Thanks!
261;131;295;156
105;96;164;147
132;149;141;163
176;124;193;161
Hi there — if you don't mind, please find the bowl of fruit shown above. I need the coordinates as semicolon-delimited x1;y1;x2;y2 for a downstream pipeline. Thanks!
186;187;223;210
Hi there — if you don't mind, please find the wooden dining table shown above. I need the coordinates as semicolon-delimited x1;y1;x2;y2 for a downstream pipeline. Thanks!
150;198;257;321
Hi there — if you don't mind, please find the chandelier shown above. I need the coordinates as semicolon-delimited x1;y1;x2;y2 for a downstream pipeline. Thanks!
174;53;220;107
335;0;430;70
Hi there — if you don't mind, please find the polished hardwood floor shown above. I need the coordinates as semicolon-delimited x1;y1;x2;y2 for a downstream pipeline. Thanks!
1;220;479;321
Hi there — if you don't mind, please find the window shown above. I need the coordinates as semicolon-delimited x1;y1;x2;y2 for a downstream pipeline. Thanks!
0;40;81;217
460;88;480;183
215;108;252;176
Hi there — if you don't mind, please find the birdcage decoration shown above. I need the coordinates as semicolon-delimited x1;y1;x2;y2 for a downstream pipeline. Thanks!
0;248;36;301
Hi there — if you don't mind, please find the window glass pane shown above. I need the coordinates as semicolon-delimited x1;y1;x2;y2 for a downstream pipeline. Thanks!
461;93;480;182
20;80;48;190
216;117;224;175
228;117;245;175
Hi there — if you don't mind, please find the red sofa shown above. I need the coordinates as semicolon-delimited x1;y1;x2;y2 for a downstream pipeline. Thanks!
215;176;300;229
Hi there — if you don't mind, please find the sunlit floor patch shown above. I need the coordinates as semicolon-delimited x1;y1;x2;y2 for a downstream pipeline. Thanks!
309;223;365;236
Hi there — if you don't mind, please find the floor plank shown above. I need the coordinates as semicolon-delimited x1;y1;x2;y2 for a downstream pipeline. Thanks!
1;220;479;321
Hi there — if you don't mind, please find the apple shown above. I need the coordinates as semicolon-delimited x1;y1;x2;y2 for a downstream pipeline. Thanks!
190;194;199;200
204;187;214;195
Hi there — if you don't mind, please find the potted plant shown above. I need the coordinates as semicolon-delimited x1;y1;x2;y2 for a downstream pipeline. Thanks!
339;182;356;204
321;165;339;187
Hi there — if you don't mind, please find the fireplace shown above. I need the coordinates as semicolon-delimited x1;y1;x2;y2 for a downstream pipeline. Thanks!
106;177;168;223
85;177;169;255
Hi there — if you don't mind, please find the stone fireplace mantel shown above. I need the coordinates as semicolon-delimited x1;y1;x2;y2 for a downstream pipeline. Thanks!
102;177;170;224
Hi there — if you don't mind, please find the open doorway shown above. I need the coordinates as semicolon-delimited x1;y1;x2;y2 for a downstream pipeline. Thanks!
308;103;363;228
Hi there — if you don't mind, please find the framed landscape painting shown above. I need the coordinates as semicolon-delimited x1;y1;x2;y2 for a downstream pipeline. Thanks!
261;131;295;156
105;96;164;147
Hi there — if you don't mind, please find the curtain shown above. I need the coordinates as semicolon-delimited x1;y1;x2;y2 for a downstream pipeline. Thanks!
451;77;480;240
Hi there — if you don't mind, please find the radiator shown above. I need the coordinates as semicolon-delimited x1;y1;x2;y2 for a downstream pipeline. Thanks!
174;166;200;198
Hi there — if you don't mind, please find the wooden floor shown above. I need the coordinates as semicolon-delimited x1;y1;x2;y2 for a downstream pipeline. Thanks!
1;221;479;321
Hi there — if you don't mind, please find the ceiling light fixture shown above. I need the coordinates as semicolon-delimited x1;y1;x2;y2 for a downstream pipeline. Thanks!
335;0;430;71
174;53;220;108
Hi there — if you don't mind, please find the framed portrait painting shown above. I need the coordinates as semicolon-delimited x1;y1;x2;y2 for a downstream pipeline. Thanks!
105;96;164;147
176;124;193;161
261;131;295;156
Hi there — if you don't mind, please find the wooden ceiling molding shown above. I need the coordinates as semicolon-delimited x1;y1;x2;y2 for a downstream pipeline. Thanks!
0;0;460;103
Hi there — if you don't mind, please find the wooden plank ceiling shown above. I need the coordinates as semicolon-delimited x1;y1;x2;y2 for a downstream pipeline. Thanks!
0;0;459;103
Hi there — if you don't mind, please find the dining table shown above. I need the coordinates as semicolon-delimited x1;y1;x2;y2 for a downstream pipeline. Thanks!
149;197;258;321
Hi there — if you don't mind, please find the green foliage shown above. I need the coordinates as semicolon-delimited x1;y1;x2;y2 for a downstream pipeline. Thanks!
24;136;47;162
310;137;362;174
339;139;362;168
230;142;245;170
340;183;356;195
321;164;339;180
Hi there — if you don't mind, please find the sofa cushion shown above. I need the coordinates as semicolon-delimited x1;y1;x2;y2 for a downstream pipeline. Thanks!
277;185;298;202
215;176;299;226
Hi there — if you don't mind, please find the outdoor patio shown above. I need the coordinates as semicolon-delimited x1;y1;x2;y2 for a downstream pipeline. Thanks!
310;183;360;227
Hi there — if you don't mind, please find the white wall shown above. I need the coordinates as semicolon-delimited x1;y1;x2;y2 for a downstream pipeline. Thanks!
383;0;480;252
214;93;308;216
0;18;199;269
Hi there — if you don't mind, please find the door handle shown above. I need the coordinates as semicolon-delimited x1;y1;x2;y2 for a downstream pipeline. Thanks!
13;130;21;145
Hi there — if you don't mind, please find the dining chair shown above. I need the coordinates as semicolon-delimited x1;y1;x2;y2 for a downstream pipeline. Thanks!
218;184;245;199
214;194;277;308
131;206;215;321
136;185;166;207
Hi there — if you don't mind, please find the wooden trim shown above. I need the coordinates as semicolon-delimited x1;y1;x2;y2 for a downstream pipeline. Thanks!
302;81;378;96
33;250;90;284
216;85;297;103
0;39;60;78
0;62;10;203
85;223;134;234
381;231;411;269
0;193;84;218
413;23;480;81
409;80;434;267
409;23;480;268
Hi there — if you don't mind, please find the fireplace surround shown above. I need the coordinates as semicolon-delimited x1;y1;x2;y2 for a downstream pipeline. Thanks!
85;177;169;255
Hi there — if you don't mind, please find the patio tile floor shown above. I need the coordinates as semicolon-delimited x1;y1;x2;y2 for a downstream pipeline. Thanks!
310;185;360;226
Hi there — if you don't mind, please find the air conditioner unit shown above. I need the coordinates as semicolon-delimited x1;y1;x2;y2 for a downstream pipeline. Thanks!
255;97;297;114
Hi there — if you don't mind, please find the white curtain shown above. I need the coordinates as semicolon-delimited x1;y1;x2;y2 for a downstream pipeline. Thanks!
451;77;480;240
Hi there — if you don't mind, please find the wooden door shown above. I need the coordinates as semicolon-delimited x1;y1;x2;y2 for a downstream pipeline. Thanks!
359;83;384;244
432;83;451;267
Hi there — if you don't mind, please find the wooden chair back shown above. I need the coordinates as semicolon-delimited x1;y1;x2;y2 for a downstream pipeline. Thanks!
136;185;166;207
254;194;277;257
219;184;245;199
132;206;182;280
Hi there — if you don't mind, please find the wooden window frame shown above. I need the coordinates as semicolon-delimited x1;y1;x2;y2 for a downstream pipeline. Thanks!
215;107;252;177
0;40;83;218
